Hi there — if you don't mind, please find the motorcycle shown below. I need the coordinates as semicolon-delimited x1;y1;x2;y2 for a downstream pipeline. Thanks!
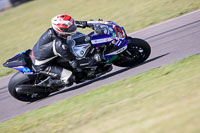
3;21;151;102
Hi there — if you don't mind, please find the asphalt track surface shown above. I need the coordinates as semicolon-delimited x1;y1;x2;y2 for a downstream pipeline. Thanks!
0;10;200;122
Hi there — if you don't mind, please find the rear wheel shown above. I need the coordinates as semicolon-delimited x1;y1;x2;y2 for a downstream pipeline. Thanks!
113;37;151;67
8;72;50;102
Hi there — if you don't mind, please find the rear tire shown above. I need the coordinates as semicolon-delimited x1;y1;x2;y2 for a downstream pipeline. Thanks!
113;37;151;67
8;72;50;102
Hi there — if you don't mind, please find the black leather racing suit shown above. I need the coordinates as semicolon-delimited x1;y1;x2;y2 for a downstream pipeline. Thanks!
30;21;90;87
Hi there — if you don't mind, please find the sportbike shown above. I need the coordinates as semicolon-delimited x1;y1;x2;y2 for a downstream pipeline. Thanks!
3;21;151;102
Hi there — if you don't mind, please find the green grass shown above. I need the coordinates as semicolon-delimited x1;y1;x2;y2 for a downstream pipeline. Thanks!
1;54;200;133
0;0;200;77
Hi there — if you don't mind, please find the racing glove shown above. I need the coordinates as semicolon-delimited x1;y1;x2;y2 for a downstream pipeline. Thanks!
75;21;88;28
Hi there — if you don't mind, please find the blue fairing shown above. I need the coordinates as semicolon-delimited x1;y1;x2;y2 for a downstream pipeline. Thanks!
90;22;127;47
89;21;128;63
3;49;34;75
13;66;34;75
104;42;128;60
91;34;113;46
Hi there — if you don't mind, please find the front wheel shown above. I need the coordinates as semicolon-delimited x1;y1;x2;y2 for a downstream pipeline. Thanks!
113;37;151;67
8;72;50;102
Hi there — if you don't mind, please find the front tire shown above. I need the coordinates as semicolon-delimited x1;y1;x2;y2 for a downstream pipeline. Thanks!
113;37;151;67
8;72;50;102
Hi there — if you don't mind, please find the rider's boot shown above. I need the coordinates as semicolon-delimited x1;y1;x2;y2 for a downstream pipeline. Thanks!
36;67;74;88
63;75;75;87
37;75;75;88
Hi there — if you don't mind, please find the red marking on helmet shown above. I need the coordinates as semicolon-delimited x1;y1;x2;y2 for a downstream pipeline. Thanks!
58;15;71;21
65;15;71;21
57;23;69;29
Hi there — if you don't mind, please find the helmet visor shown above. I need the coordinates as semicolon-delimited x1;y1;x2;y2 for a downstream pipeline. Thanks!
60;23;77;33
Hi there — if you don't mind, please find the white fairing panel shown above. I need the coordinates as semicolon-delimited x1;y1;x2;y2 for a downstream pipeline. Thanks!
67;32;91;59
72;43;91;58
105;45;127;56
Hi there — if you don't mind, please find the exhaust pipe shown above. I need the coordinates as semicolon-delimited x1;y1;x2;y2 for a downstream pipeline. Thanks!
15;85;48;94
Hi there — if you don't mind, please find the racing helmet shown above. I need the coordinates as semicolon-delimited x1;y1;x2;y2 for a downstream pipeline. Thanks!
51;14;77;37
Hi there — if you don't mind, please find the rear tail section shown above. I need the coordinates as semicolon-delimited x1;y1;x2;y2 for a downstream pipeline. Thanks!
3;49;34;74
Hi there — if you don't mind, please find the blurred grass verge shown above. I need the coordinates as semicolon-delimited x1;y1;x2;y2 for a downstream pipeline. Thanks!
0;0;200;77
0;53;200;133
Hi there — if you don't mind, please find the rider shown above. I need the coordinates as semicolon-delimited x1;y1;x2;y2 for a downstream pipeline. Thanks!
30;14;99;88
